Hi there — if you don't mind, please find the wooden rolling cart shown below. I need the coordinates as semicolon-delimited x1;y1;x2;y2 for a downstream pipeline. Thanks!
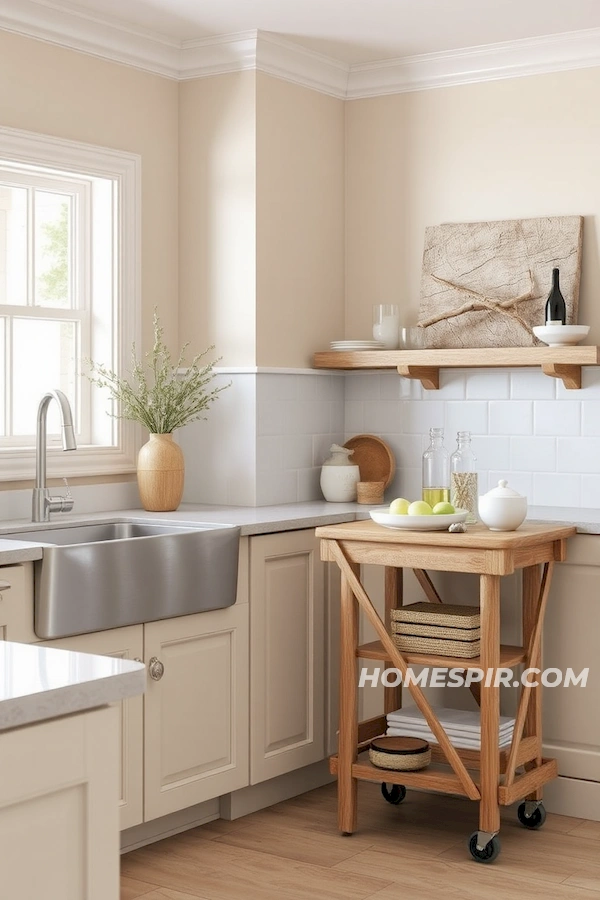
315;520;576;862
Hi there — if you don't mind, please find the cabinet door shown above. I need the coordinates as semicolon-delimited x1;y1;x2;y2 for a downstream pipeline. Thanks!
250;530;325;784
0;563;37;643
144;603;249;821
41;626;144;831
0;706;120;900
543;535;600;784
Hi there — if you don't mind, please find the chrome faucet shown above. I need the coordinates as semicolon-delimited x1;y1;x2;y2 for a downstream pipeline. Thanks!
32;390;77;523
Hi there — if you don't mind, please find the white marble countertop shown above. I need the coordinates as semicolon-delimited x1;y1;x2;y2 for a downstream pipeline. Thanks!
0;641;145;731
0;501;599;566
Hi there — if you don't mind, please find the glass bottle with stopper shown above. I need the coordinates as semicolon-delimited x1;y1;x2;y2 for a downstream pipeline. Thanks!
422;427;450;507
450;431;478;523
545;268;566;326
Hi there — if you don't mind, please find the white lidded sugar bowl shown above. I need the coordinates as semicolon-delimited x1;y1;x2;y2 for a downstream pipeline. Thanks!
478;479;527;531
320;444;360;502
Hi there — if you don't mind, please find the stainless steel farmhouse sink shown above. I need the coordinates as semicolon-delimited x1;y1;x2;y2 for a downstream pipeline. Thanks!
2;521;241;639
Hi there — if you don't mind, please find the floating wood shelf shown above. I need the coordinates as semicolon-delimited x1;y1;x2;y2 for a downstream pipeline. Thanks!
313;346;600;390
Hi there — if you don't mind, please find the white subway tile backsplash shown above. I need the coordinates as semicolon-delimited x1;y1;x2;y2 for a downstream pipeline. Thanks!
580;475;600;508
581;400;600;436
557;438;600;474
534;400;581;436
399;400;445;434
184;369;600;510
473;436;511;472
344;372;381;401
444;401;488;438
257;436;283;472
510;368;556;400
532;472;581;508
466;371;510;400
511;437;556;472
489;401;533;435
436;370;466;400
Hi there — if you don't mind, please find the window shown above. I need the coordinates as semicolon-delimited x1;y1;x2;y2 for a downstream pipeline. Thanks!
0;127;140;480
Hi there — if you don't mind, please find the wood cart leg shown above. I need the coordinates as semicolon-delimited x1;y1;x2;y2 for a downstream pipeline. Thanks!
338;563;360;834
523;565;543;800
479;574;501;837
384;567;403;715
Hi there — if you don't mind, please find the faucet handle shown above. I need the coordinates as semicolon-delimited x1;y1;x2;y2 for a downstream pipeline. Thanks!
58;478;74;513
62;477;72;500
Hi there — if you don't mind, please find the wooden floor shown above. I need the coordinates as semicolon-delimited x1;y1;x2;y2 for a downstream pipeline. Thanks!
121;782;600;900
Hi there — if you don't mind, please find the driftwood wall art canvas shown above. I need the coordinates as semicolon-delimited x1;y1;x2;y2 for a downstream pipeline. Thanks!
418;216;583;348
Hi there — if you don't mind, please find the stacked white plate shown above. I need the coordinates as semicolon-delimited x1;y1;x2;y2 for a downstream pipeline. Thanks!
386;706;515;750
329;340;385;351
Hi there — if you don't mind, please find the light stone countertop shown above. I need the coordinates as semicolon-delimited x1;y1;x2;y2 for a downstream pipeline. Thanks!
0;501;599;566
0;641;145;732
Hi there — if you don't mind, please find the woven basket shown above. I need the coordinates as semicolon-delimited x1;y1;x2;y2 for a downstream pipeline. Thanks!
356;481;385;504
393;633;481;657
391;602;480;629
392;621;481;641
369;736;431;771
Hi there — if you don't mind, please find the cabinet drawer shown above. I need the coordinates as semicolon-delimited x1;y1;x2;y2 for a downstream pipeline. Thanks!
0;564;36;643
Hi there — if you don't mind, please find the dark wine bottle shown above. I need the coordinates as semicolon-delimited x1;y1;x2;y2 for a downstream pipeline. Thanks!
545;268;566;325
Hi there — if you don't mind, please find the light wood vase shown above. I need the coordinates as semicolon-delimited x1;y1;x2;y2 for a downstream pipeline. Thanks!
137;433;184;512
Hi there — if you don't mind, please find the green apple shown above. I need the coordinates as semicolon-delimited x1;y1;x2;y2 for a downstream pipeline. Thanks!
408;500;433;516
432;501;455;515
389;498;410;515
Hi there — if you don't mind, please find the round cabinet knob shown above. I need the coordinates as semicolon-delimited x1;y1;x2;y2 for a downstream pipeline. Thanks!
148;656;165;681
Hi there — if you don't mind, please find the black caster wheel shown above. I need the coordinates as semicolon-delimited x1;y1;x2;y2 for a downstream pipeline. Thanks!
381;783;406;805
517;801;547;829
468;832;501;863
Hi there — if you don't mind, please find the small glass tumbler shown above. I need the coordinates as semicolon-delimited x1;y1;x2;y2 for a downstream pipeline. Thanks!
373;304;400;349
399;324;425;350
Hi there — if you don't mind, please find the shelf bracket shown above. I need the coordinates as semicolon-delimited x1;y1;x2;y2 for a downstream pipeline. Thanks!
541;363;581;390
397;365;440;390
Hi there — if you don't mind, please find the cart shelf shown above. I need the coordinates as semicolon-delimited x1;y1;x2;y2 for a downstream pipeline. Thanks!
357;641;526;668
330;751;476;797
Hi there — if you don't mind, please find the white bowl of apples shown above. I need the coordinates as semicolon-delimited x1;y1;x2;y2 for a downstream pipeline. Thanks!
370;498;468;531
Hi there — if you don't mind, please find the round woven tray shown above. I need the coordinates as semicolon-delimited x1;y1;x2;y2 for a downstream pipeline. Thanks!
343;434;395;488
369;736;431;771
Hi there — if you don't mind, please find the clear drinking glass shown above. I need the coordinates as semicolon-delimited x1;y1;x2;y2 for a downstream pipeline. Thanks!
373;304;400;349
399;324;425;350
422;427;450;506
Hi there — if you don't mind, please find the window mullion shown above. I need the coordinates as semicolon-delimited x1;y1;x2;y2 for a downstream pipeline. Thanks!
27;186;34;308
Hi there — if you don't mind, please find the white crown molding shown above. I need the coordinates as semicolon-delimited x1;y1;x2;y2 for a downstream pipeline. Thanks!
347;27;600;99
0;0;182;77
1;2;600;96
254;32;348;99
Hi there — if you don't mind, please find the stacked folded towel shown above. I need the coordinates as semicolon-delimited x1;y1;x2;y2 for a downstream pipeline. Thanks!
386;706;515;750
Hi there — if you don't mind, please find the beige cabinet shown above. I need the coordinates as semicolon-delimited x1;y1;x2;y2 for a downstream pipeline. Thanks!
250;529;325;784
0;563;37;643
41;626;144;831
144;601;249;820
543;535;600;786
0;705;120;900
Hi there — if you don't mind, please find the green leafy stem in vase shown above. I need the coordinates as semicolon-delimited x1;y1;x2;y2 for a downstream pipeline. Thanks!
86;311;230;433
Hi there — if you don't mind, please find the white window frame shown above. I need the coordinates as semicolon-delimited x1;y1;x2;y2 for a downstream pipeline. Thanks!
0;125;141;481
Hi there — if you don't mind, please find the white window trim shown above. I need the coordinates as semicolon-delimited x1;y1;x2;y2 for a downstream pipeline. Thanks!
0;125;142;481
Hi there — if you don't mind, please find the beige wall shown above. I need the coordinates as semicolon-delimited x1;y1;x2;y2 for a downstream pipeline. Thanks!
0;30;179;354
179;71;257;366
256;73;345;367
345;67;600;342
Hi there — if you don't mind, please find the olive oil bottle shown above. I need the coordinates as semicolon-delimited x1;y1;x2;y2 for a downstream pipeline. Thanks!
422;428;450;506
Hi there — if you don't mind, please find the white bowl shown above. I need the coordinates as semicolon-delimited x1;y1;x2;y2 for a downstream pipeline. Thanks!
370;509;468;531
532;325;590;347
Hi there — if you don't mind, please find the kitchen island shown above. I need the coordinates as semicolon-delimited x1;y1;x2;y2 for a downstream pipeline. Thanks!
0;640;145;900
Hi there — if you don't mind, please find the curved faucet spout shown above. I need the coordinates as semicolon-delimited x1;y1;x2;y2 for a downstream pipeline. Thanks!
33;390;77;522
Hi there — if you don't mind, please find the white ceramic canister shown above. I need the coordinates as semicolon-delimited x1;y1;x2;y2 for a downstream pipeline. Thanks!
320;444;360;502
478;479;527;531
